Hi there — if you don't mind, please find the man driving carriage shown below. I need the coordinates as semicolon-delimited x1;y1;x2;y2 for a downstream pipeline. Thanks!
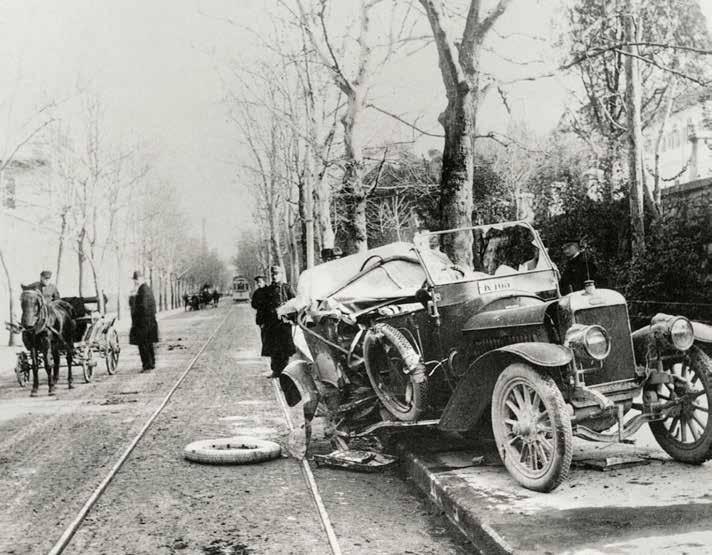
28;270;60;301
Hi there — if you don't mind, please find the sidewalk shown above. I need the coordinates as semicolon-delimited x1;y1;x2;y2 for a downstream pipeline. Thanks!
397;429;712;554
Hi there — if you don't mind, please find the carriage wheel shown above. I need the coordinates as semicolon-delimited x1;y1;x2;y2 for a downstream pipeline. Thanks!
15;352;30;387
81;347;94;383
105;328;120;375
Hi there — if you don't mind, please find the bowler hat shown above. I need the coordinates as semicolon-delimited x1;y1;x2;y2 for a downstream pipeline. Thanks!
132;270;143;280
254;275;266;282
40;270;52;279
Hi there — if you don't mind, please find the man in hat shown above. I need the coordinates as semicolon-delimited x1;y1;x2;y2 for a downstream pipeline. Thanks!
129;270;158;372
250;275;269;354
261;266;295;378
559;239;598;294
29;270;60;301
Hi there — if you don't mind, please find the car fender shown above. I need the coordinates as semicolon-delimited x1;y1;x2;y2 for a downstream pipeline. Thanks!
632;319;712;365
693;321;712;344
438;343;572;433
278;360;320;421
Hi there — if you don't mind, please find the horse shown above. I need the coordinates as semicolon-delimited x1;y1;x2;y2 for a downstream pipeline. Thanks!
19;287;76;396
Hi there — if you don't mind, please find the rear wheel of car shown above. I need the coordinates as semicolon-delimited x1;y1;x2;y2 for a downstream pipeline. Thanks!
364;323;428;422
491;363;572;492
650;346;712;464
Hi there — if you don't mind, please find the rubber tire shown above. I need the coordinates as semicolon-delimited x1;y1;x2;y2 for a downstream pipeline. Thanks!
363;323;428;422
105;328;120;375
650;346;712;464
491;363;573;493
82;347;94;383
183;437;282;465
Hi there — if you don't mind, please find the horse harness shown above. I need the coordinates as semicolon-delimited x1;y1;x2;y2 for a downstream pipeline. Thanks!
22;290;71;349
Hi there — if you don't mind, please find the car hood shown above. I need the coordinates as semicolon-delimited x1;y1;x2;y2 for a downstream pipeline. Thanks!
462;299;555;333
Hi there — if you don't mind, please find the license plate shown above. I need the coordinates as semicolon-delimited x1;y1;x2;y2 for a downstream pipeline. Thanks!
478;278;513;295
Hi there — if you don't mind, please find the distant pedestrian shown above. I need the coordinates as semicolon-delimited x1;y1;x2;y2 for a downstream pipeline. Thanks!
261;266;296;378
559;239;598;294
29;270;60;301
129;270;158;372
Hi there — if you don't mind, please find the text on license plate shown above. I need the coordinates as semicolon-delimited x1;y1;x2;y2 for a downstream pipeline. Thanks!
478;278;512;295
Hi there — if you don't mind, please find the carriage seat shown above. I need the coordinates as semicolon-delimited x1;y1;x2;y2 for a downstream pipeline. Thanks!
60;297;95;342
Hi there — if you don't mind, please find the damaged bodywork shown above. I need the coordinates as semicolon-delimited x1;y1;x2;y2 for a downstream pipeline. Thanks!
278;221;712;492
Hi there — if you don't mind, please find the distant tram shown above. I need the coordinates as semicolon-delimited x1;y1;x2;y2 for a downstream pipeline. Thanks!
232;275;251;302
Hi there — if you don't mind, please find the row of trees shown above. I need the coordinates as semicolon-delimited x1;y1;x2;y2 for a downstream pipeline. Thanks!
228;0;712;293
0;90;228;345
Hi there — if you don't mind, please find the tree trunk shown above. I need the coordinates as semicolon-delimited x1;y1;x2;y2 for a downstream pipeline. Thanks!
55;210;68;288
439;96;476;266
341;90;368;254
77;229;86;297
0;247;16;346
625;10;645;258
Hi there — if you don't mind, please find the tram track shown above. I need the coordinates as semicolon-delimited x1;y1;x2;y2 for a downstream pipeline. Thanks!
47;307;234;555
1;303;471;554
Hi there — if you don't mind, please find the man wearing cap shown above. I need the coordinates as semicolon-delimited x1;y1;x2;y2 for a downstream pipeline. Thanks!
261;266;296;378
129;270;158;372
559;239;598;294
29;270;60;301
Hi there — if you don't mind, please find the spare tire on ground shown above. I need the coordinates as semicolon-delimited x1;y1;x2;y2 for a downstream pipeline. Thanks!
183;436;282;465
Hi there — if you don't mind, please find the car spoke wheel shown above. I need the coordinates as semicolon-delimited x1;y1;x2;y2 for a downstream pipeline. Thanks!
364;323;428;422
650;346;712;464
492;363;572;492
105;328;120;375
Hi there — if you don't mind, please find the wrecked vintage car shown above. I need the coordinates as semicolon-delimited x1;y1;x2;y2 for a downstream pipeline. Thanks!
278;221;712;492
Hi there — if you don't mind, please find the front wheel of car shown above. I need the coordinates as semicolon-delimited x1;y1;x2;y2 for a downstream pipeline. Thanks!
650;346;712;464
491;363;572;492
364;323;428;422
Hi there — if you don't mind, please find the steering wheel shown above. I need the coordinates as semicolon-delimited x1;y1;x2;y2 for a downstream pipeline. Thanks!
359;254;384;272
448;265;466;277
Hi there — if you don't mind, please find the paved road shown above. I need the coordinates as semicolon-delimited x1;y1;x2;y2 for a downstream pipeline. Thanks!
0;302;470;554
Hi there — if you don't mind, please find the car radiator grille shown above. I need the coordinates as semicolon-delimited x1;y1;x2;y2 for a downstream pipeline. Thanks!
574;304;636;386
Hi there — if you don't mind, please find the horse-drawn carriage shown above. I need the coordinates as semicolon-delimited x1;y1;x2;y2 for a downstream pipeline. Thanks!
9;293;120;392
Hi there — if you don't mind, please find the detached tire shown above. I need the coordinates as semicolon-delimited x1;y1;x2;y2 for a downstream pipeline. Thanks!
183;436;282;465
364;323;428;422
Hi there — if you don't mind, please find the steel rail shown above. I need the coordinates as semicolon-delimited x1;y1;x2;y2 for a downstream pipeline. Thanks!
47;307;233;555
271;378;343;555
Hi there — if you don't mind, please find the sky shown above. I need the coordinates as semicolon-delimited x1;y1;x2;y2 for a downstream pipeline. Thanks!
1;0;711;260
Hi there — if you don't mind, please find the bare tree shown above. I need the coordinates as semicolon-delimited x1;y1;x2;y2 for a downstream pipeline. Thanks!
418;0;512;265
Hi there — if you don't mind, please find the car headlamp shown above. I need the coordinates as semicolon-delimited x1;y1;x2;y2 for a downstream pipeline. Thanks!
650;313;695;352
668;316;694;351
565;324;611;361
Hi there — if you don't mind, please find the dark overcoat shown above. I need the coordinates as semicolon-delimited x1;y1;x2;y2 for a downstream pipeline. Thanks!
559;252;598;294
129;283;158;346
28;281;60;301
259;282;295;358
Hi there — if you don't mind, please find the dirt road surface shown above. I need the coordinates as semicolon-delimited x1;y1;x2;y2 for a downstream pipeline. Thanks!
0;302;470;555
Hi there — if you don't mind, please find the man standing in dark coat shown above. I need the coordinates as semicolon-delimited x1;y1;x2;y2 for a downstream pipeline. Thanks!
250;275;269;354
29;270;60;301
559;239;598;294
260;266;295;378
129;270;158;372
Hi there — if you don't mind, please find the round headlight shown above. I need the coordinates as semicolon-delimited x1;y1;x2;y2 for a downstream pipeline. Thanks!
584;325;611;360
669;317;694;351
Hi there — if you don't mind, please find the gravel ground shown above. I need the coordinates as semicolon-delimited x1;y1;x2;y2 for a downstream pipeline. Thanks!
0;302;472;555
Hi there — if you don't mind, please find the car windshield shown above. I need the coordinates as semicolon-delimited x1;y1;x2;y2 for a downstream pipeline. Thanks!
416;223;552;284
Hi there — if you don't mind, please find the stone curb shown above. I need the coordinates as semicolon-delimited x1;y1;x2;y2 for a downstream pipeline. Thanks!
396;442;514;554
